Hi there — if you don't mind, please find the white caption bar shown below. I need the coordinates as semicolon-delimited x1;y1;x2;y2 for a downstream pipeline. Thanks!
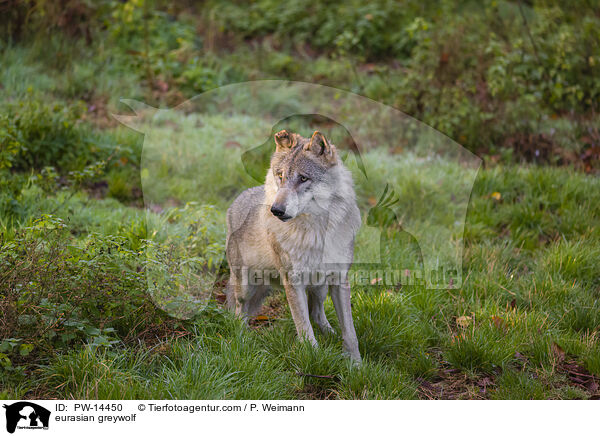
0;400;594;436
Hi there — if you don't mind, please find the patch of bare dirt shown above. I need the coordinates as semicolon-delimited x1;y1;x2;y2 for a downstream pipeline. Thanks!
551;342;600;399
297;383;338;400
81;96;119;129
418;368;496;400
416;348;497;400
248;293;287;329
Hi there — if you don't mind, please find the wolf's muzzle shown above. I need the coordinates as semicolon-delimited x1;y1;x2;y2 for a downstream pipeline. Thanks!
270;204;291;221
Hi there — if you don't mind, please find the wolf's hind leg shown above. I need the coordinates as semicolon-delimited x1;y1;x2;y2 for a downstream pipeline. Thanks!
225;279;236;311
246;285;270;317
308;286;334;335
229;274;255;322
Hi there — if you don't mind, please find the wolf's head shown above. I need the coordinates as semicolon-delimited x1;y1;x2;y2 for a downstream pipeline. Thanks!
265;130;340;221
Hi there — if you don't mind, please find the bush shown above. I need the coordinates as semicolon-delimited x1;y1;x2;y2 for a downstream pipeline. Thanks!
208;0;425;61
0;215;177;369
0;97;98;171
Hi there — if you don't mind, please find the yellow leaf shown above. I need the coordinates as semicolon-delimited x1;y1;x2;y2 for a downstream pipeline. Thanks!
491;315;506;330
490;192;502;201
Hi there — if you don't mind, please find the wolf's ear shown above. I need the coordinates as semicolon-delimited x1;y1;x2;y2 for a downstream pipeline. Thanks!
274;129;296;152
305;131;336;163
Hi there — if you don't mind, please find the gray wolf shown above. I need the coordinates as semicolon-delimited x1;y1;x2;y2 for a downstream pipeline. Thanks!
225;129;362;362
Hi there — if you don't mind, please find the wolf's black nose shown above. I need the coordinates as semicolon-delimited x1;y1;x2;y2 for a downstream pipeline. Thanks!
270;205;285;217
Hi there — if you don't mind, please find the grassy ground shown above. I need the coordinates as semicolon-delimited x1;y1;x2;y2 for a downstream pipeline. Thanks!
2;111;599;399
1;2;600;399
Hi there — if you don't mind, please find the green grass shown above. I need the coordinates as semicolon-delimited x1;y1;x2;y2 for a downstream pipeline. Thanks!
1;15;600;400
2;135;599;399
34;307;420;400
3;107;600;401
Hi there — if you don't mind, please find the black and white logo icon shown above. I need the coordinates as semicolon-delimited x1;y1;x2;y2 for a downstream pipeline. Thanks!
3;402;50;434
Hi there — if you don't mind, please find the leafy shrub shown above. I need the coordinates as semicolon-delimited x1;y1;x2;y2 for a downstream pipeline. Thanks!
208;0;424;61
144;203;226;318
0;215;178;364
0;97;98;171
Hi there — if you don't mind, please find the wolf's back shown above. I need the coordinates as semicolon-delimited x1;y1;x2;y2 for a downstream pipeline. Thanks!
226;185;265;236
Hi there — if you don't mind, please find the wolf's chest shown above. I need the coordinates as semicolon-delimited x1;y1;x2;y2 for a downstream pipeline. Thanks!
278;228;326;266
272;219;350;269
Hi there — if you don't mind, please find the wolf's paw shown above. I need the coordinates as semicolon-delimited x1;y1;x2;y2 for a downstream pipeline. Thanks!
317;324;336;336
342;345;362;365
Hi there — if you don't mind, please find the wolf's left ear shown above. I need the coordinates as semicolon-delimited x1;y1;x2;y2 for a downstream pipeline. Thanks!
305;131;336;163
274;129;296;152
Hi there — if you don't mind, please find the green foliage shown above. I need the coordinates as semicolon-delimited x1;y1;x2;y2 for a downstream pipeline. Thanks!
0;97;95;171
209;0;423;61
195;0;600;157
0;214;173;357
144;202;226;318
1;0;600;400
3;0;599;159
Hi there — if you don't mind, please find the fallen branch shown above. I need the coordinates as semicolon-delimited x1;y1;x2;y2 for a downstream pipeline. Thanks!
295;372;337;379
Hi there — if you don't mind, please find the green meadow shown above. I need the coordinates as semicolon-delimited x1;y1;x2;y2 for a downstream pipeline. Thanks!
1;1;599;399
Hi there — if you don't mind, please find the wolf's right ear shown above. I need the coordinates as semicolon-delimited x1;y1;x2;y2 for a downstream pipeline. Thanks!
305;131;336;164
274;129;295;152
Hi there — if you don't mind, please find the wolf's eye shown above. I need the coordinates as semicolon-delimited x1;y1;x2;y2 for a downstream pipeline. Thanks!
276;172;283;181
299;175;308;183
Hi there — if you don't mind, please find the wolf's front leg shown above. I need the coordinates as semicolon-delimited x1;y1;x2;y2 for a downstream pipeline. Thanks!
330;282;361;363
282;271;317;346
308;285;335;335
